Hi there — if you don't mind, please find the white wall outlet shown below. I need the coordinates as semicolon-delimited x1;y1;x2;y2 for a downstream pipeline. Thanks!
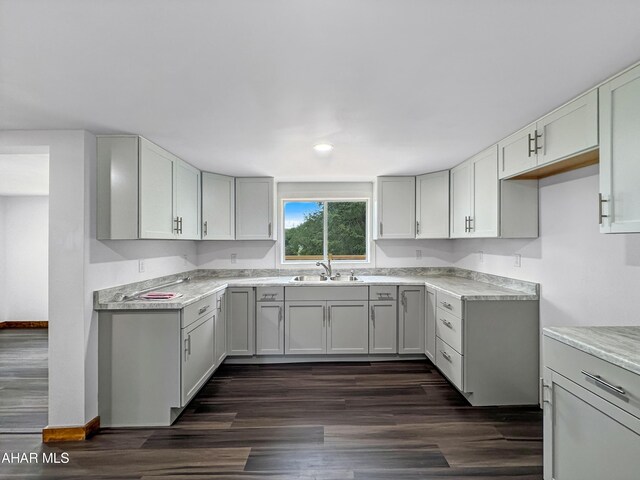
416;249;422;260
231;253;237;264
478;251;484;263
138;259;145;273
514;253;521;267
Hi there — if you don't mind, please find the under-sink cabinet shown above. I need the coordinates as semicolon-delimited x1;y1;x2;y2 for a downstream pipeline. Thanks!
543;335;640;480
433;291;539;406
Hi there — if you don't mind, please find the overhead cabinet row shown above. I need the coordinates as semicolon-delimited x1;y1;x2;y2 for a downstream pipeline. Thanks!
97;135;275;241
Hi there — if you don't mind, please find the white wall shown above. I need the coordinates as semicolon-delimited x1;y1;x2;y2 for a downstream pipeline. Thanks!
452;164;640;331
2;196;49;321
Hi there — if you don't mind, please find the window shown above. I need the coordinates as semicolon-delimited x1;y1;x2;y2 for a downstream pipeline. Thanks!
283;200;368;262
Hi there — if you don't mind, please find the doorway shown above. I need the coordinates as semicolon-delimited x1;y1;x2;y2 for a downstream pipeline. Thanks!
0;151;49;432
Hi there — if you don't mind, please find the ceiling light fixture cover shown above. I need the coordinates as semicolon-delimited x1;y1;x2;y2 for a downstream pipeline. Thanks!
313;143;334;153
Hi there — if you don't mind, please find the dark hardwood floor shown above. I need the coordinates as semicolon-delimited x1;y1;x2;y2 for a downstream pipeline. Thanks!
0;353;542;479
0;328;48;433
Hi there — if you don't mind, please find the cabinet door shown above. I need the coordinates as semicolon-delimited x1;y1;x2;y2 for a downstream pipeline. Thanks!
202;172;235;240
398;286;425;354
425;289;436;362
537;90;598;168
235;177;274;240
415;171;449;239
376;177;416;239
326;301;368;354
139;138;176;239
369;301;397;354
449;160;471;238
175;160;201;239
543;368;640;480
599;64;640;233
227;288;255;356
214;291;227;367
470;145;499;238
285;301;326;354
181;314;215;405
498;123;537;179
256;302;284;355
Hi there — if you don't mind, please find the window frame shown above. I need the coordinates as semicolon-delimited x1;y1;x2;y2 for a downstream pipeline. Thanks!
281;197;370;264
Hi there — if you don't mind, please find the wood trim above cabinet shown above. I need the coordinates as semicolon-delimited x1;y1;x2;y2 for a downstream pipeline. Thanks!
0;321;48;329
42;416;100;443
512;148;599;180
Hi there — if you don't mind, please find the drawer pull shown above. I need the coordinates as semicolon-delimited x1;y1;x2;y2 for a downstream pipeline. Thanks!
377;293;392;299
440;318;454;329
441;350;452;363
581;370;626;396
440;301;453;310
198;305;210;315
262;293;277;299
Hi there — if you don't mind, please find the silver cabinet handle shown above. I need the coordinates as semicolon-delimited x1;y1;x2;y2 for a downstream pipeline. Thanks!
278;306;282;323
203;221;208;237
268;222;272;237
441;350;452;362
440;301;453;310
370;305;375;324
262;293;277;299
328;306;331;326
174;217;180;234
198;305;210;315
217;298;222;311
379;222;383;236
528;132;535;157
416;221;420;235
440;318;453;329
322;305;326;326
468;216;473;232
464;216;469;233
598;193;609;225
581;370;625;395
535;129;543;153
184;334;192;356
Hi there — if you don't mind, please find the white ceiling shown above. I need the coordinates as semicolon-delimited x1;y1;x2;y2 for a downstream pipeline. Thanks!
1;1;640;180
0;154;49;196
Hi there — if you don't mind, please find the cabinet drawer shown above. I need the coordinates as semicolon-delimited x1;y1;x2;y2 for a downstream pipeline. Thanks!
257;286;284;302
436;291;463;318
182;294;215;328
369;285;397;301
544;336;640;420
436;308;463;355
436;337;464;391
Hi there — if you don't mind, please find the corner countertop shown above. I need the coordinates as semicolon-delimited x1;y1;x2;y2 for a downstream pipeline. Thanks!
544;326;640;376
94;269;539;311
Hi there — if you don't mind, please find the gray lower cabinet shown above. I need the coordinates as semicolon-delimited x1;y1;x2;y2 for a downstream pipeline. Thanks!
326;301;368;354
425;288;436;362
256;301;284;355
285;301;326;354
214;289;227;367
227;287;255;356
433;290;539;406
398;286;425;354
543;335;640;480
369;300;397;354
181;313;215;405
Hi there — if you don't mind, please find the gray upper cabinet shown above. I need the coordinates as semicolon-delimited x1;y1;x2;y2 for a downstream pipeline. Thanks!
415;171;449;239
201;172;235;240
235;177;275;240
450;146;498;238
97;135;201;240
499;90;598;180
599;64;640;233
375;176;416;239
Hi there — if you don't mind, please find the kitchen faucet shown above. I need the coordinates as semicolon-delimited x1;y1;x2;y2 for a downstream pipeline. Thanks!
316;255;332;278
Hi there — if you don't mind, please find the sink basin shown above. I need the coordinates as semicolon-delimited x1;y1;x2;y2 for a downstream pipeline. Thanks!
291;275;328;282
329;275;360;282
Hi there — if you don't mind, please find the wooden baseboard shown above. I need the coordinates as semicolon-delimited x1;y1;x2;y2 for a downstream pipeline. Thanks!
42;416;100;443
0;321;48;329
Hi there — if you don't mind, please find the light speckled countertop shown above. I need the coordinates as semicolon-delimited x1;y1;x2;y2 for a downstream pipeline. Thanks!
544;326;640;376
94;268;539;311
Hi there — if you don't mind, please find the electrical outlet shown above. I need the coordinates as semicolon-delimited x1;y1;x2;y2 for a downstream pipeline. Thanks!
416;249;422;260
478;251;484;263
231;253;237;264
138;259;145;273
514;253;521;267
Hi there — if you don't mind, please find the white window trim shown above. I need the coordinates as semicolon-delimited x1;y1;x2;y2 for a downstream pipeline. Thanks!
279;197;372;267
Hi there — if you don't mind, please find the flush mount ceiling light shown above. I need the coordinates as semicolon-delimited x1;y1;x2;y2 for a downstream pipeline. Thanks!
313;143;334;154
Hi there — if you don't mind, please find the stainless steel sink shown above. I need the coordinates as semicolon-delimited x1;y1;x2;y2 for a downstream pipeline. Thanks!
329;275;360;282
291;275;328;282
